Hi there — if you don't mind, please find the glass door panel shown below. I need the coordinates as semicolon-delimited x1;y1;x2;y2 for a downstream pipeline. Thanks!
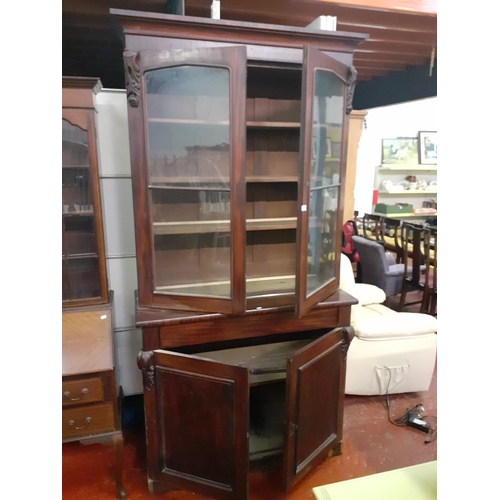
62;118;101;302
145;65;232;299
306;70;343;297
296;46;351;317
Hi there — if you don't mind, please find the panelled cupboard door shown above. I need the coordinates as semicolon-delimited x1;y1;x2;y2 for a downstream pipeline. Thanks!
125;46;247;314
283;327;349;491
149;350;249;500
295;45;356;318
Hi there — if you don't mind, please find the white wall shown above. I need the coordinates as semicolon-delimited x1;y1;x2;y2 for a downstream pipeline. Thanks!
354;97;437;216
95;89;143;396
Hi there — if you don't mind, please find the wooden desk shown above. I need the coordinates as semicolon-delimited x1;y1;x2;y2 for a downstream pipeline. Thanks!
312;461;437;499
62;300;127;499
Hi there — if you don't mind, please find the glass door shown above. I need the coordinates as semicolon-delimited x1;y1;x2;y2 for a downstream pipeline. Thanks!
135;46;247;314
295;46;354;318
62;111;107;306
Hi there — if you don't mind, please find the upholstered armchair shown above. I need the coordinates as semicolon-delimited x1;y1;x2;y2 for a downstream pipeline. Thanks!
339;254;437;396
351;235;406;297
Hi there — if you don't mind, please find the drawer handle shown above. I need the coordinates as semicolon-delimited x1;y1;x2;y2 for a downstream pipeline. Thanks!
68;417;92;430
64;388;89;401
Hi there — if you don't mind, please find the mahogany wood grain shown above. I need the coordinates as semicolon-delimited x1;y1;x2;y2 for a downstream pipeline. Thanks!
148;351;249;499
115;14;360;498
125;45;247;314
112;9;368;53
284;327;351;490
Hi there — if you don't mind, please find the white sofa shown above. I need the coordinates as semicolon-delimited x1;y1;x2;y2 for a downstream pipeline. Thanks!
340;254;437;396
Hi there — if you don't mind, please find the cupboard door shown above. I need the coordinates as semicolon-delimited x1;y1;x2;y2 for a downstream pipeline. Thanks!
125;46;247;314
144;350;249;500
295;46;356;317
283;327;350;491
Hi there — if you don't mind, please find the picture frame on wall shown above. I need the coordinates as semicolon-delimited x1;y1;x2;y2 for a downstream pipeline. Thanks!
418;131;437;164
381;137;418;164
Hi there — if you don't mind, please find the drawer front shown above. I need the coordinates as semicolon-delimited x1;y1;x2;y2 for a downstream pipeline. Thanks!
62;403;115;440
62;377;104;406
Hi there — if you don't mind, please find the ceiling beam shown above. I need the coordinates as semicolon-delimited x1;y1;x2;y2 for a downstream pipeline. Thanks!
353;59;436;109
311;0;436;15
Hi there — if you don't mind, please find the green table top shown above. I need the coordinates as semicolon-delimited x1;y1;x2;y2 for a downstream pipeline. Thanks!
312;461;437;500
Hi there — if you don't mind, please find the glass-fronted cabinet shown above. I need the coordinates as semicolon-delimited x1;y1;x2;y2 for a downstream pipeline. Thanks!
123;41;358;317
62;77;108;307
113;10;367;500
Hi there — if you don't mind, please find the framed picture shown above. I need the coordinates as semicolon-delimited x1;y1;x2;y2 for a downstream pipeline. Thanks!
418;131;437;164
381;137;418;164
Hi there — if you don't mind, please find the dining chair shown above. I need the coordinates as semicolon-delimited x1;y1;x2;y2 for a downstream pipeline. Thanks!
422;228;437;316
380;217;403;263
362;213;382;242
398;222;431;313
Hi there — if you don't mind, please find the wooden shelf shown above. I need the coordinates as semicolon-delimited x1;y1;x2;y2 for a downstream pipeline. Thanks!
156;274;296;298
63;253;99;260
379;189;437;195
248;217;297;231
373;212;437;219
378;165;437;171
148;118;229;125
247;176;298;183
153;217;297;235
247;121;300;128
63;211;94;216
151;176;299;184
63;165;90;169
149;182;229;190
197;338;311;376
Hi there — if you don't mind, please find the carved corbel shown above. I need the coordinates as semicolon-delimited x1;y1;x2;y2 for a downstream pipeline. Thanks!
137;350;155;390
124;51;141;108
346;66;358;115
341;326;355;359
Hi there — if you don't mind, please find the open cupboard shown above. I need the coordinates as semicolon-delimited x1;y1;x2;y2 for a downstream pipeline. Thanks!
138;326;353;498
112;8;367;499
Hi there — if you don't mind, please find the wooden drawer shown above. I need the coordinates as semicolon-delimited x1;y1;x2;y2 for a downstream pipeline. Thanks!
62;377;104;407
62;402;115;440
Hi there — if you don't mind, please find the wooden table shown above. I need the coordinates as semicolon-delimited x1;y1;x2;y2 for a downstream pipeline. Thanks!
312;461;437;499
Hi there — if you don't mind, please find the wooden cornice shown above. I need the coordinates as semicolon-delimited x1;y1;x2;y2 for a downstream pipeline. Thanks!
110;8;369;52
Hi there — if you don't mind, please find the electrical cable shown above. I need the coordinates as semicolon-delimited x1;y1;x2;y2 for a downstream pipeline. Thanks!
384;366;407;427
384;366;437;441
422;415;437;444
